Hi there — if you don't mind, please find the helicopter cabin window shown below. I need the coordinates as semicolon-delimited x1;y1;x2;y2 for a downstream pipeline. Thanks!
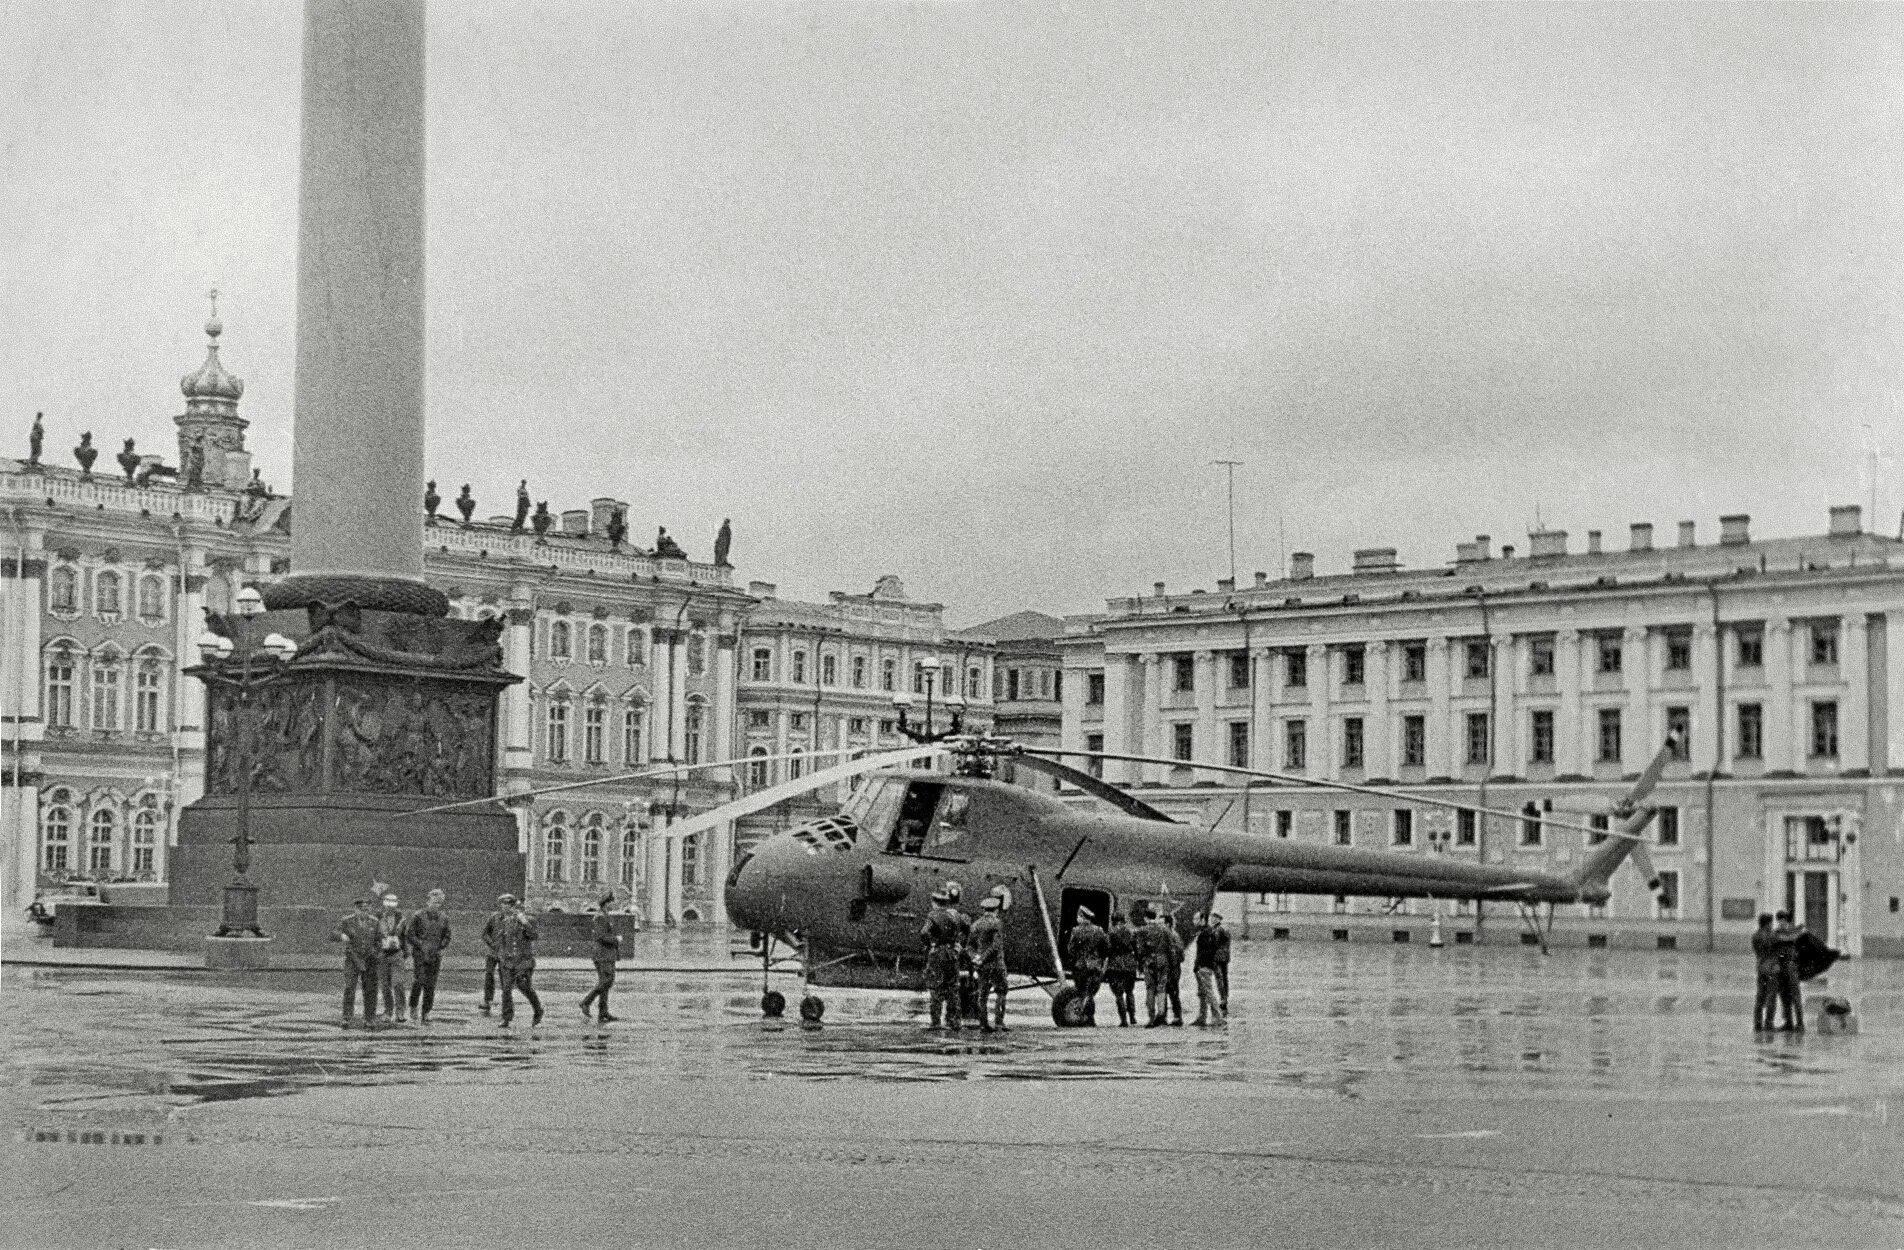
927;790;972;853
884;781;969;858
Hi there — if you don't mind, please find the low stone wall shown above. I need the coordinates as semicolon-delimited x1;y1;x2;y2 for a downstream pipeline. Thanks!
54;904;640;958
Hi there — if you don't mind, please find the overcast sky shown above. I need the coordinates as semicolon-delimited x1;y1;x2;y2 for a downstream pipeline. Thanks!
4;2;1900;622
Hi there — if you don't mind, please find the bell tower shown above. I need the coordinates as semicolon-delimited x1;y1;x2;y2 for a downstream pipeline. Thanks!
175;289;252;489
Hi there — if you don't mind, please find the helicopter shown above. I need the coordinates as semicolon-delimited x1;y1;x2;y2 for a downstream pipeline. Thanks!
636;730;1681;1027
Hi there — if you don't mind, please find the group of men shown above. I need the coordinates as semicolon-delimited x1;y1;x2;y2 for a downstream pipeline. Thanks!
333;889;624;1029
1751;911;1813;1032
921;883;1010;1031
1065;907;1230;1027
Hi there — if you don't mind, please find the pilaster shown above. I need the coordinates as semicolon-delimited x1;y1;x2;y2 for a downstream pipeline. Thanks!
3;522;46;908
1623;626;1649;769
1426;637;1452;775
1366;640;1391;775
1139;654;1162;783
1766;618;1794;770
1842;613;1869;771
1307;644;1330;780
1556;628;1582;774
1692;622;1720;769
1193;649;1216;780
500;603;536;787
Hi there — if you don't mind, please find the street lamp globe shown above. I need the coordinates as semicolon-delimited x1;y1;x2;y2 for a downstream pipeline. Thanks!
891;691;915;710
262;633;298;661
234;586;265;617
196;630;234;661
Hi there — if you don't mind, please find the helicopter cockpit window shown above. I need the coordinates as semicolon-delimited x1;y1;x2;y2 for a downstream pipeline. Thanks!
887;781;944;856
926;790;972;854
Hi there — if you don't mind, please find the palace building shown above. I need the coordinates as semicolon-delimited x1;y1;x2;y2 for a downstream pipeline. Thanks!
1060;513;1904;957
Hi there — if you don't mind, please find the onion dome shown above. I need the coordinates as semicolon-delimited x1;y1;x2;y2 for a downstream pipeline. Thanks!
180;310;244;415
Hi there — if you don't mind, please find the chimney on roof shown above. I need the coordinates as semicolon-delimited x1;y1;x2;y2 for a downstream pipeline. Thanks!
1352;547;1400;573
1501;543;1516;559
1677;520;1696;548
1216;577;1235;593
1719;514;1750;546
1630;522;1654;552
1289;552;1314;581
1253;570;1268;588
1587;529;1602;554
590;497;625;536
1528;529;1567;559
1153;581;1166;597
1455;534;1492;564
561;508;590;537
748;580;777;598
1829;504;1862;537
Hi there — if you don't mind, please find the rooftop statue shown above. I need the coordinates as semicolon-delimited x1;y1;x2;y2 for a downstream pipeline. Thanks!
714;517;733;567
74;431;97;479
117;437;141;483
27;412;43;466
532;501;553;537
655;526;686;560
455;484;475;525
423;479;442;524
512;479;530;533
606;507;627;549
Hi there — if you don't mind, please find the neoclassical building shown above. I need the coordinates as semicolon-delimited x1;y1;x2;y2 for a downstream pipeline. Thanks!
1060;513;1904;957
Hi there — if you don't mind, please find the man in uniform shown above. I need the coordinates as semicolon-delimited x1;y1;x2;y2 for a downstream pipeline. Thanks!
491;897;544;1028
946;882;975;1026
1207;910;1232;1013
579;893;624;1023
402;888;452;1023
1160;911;1187;1026
920;887;965;1030
330;896;381;1028
479;893;513;1014
1772;910;1805;1032
1065;907;1109;1025
375;892;411;1023
1751;912;1779;1032
1105;911;1140;1026
1137;908;1168;1026
969;894;1009;1032
1193;911;1227;1026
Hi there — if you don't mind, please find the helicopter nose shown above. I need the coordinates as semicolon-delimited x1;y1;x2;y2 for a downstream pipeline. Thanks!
723;835;788;935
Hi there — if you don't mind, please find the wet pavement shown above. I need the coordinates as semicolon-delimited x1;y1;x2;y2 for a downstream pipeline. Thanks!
4;937;1902;1248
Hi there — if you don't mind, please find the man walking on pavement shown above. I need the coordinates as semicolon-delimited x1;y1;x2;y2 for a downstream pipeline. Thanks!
1138;908;1169;1027
1105;911;1139;1026
920;887;965;1030
1065;907;1109;1025
402;888;452;1023
479;893;512;1014
1160;911;1186;1026
376;892;411;1023
969;893;1009;1032
1207;910;1232;1013
579;893;623;1023
1751;912;1779;1032
491;896;543;1028
331;896;381;1028
1193;911;1227;1027
1772;909;1806;1032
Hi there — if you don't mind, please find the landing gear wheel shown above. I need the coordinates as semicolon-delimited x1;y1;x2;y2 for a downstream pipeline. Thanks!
799;995;826;1023
1051;987;1091;1028
761;990;787;1018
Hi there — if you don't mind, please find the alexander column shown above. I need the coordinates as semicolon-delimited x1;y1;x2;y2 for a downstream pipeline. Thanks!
175;0;522;964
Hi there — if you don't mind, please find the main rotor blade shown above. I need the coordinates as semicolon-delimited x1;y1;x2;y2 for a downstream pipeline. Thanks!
649;743;953;843
402;746;861;817
1547;795;1620;818
1024;748;1621;841
1001;753;1176;822
1625;736;1678;811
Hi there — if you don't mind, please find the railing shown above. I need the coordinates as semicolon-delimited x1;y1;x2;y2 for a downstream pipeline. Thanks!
2;470;236;524
428;523;732;587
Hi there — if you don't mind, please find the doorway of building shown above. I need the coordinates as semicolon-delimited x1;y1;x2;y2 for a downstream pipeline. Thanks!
1785;868;1834;942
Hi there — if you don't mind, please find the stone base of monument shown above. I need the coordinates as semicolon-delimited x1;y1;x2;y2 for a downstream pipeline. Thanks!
204;935;275;969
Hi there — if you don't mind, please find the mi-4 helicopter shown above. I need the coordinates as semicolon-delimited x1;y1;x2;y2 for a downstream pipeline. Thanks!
427;731;1677;1027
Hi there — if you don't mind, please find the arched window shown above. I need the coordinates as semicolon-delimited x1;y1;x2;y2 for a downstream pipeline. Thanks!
627;627;647;666
132;803;161;877
681;832;701;886
581;814;606;883
587;623;608;664
851;655;867;688
821;653;837;686
748;746;770;789
545;695;571;763
137;574;166;622
583;698;607;764
134;655;164;732
791;650;807;684
750;647;773;682
967;666;983;699
543;812;569;882
43;647;76;728
48;566;77;614
619;824;641;887
622;703;645;763
684;699;705;764
90;651;122;731
881;657;896;692
40;797;72;873
95;570;122;617
88;808;116;876
550;620;573;661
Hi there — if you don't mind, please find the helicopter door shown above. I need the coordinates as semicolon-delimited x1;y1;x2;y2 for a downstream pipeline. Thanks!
886;781;944;856
1056;887;1113;971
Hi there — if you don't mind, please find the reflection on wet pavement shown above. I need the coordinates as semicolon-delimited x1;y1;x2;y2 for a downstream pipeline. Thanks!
5;941;1901;1135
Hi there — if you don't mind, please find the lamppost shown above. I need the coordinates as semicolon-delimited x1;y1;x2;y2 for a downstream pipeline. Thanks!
1426;813;1453;948
194;586;296;938
892;667;965;745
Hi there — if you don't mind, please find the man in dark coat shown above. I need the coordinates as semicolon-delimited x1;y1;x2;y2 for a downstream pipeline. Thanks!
1158;910;1187;1026
1771;911;1806;1032
1193;912;1228;1027
920;888;966;1030
1751;913;1779;1032
1105;912;1140;1026
402;888;452;1023
490;898;543;1027
1065;907;1109;1025
1137;909;1169;1027
479;893;513;1014
1207;911;1233;1011
579;894;624;1022
969;895;1008;1032
331;897;381;1028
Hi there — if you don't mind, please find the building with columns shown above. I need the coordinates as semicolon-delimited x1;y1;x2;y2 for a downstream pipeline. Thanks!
2;316;751;925
734;575;993;850
1060;511;1904;957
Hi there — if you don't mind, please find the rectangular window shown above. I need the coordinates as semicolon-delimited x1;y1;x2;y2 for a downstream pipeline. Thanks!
852;655;867;688
1228;652;1251;688
1333;809;1352;846
789;712;806;733
1810;700;1839;758
583;704;606;764
1596;634;1623;674
1007;670;1020;701
1172;723;1194;762
1736;702;1763;759
1392;808;1413;847
881;658;896;692
45;654;75;729
1664;630;1692;671
1657;806;1680;847
684;705;704;764
746;709;771;729
1465;640;1490;679
791;651;807;684
1736;628;1763;669
1284;719;1307;770
849;717;868;735
1086;672;1105;705
1665;707;1690;759
1085;732;1105;779
622;708;644;762
91;664;120;731
821;654;837;686
1172;654;1195;693
1597;707;1622;763
1285;650;1307;688
1589;814;1609;844
134;665;162;733
546;702;570;763
1465;712;1489;765
1520;802;1543;847
1275;810;1292;838
1342;646;1365;687
1341;717;1364;769
1657;869;1680;916
1810;621;1839;666
1401;715;1426;767
1455;809;1477;846
1530;709;1555;764
1528;636;1555;678
1228;720;1250;768
1402;641;1427;683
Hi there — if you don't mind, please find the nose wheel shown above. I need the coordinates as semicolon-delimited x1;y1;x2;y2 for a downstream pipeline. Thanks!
799;995;825;1023
761;989;787;1018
